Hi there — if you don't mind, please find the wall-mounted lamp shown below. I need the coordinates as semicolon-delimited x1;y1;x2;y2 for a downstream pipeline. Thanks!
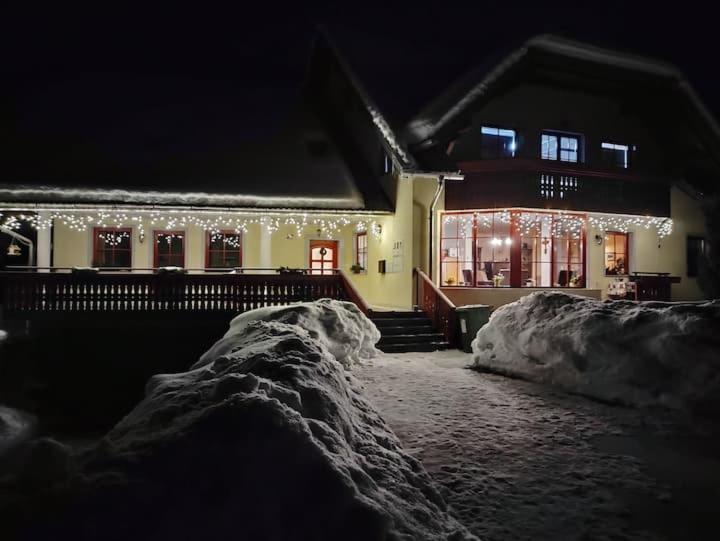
594;234;603;245
7;242;21;256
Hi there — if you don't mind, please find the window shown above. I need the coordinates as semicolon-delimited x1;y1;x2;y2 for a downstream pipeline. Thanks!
480;126;516;158
541;132;580;163
354;232;368;272
601;142;630;168
206;231;242;268
154;231;185;268
382;150;392;174
93;228;132;268
604;232;629;275
441;211;586;288
687;236;707;277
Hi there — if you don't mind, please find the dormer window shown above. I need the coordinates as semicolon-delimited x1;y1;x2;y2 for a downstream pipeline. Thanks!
480;126;516;158
541;132;581;163
601;142;630;168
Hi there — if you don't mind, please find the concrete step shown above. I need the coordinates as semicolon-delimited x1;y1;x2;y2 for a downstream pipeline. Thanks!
370;310;427;319
378;324;435;335
378;341;453;353
377;333;445;345
372;317;433;328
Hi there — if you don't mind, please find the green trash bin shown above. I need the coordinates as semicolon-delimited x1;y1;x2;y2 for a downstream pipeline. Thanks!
455;304;491;353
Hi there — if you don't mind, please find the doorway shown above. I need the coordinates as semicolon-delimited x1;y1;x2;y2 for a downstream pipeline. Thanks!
309;240;338;275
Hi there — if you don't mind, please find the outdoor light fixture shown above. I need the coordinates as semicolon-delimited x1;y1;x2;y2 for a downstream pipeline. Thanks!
7;242;21;256
504;237;512;245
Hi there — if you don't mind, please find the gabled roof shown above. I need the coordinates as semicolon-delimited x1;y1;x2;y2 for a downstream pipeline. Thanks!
392;34;720;193
310;27;416;170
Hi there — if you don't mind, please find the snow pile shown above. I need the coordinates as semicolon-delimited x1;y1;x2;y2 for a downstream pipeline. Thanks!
17;300;473;540
0;406;36;459
206;298;381;368
472;291;720;412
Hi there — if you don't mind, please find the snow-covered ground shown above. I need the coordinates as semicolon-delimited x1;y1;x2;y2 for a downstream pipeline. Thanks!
2;300;473;541
357;350;720;541
472;292;720;413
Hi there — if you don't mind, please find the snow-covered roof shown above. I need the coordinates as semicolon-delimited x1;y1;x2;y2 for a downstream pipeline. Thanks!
0;106;392;212
404;35;720;150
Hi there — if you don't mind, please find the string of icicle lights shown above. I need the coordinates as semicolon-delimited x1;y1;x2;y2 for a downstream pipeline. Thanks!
0;211;384;240
443;211;673;239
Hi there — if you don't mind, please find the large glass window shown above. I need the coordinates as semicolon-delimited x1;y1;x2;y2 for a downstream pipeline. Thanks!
541;132;581;163
601;142;630;168
480;126;516;158
441;211;586;288
154;231;185;268
441;214;475;286
93;227;132;268
474;212;512;287
604;231;629;275
206;231;242;268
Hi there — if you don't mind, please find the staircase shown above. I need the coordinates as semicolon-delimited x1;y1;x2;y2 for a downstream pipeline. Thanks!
371;311;453;353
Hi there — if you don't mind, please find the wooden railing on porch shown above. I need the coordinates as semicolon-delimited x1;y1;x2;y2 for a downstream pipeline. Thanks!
0;269;354;315
629;272;681;302
414;267;458;347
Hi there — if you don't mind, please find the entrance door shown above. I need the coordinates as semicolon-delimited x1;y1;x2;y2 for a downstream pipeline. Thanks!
309;240;338;275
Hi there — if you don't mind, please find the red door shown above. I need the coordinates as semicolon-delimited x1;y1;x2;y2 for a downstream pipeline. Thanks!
309;240;338;275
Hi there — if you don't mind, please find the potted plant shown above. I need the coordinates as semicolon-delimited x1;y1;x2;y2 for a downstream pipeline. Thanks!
445;277;455;286
350;264;364;274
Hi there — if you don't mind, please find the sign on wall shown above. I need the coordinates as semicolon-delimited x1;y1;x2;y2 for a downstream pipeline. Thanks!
389;240;404;273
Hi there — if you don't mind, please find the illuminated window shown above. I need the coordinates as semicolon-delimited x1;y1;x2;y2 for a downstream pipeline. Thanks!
354;232;368;272
93;227;132;268
480;126;516;158
206;231;242;268
604;232;629;275
441;211;586;288
601;142;630;168
541;132;581;162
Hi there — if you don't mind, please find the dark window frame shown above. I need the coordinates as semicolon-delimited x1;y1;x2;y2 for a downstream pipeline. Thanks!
601;141;631;169
540;130;583;163
687;235;707;277
479;125;517;159
92;227;132;268
153;230;186;268
205;230;243;269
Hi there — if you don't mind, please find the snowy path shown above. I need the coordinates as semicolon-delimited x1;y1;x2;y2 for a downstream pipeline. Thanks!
356;351;720;541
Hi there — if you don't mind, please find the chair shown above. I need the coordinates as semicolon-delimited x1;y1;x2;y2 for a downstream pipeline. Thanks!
462;269;473;286
558;270;569;287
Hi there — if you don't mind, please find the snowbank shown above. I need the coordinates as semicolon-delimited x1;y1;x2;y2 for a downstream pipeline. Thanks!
201;298;381;369
15;300;473;540
0;406;36;459
472;291;720;412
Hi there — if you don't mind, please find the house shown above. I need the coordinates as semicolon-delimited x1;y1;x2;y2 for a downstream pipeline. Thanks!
1;33;717;347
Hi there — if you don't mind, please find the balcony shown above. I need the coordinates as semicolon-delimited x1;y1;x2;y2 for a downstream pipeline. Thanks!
447;159;670;216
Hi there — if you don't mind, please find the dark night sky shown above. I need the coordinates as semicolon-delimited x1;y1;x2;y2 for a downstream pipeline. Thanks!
3;2;719;172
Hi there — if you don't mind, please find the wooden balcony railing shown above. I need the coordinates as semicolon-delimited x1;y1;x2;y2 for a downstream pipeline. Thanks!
414;267;458;347
629;272;681;302
0;268;356;315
